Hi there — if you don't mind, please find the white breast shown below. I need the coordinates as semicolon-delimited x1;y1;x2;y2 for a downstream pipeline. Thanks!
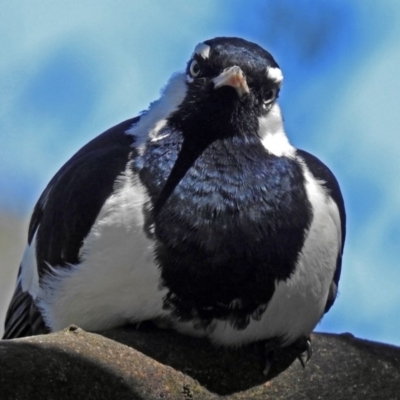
37;167;168;332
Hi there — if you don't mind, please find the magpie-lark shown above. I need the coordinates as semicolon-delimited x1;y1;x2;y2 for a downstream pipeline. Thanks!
3;37;346;374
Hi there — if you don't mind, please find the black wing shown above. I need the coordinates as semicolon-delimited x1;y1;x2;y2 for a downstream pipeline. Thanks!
296;149;346;313
3;117;139;339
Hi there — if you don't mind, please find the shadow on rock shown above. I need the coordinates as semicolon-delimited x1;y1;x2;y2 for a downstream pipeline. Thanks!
101;322;304;395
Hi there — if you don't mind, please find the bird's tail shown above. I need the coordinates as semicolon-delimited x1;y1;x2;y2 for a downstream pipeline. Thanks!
2;270;49;339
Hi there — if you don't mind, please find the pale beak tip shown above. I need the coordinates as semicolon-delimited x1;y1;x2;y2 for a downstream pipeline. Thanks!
212;66;250;98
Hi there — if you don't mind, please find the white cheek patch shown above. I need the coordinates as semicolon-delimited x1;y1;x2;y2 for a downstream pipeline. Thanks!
259;103;296;158
267;67;283;86
193;42;211;59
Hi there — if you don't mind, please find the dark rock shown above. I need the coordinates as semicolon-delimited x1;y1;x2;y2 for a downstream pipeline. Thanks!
1;325;400;399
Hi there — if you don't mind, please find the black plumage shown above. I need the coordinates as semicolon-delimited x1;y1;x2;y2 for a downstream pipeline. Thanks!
3;37;345;374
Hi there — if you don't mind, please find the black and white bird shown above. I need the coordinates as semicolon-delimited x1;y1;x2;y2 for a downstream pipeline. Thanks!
3;37;345;372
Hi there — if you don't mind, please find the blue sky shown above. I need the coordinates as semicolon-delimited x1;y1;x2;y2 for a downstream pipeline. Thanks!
1;1;399;346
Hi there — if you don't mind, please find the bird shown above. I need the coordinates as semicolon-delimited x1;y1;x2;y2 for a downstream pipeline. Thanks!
3;37;345;374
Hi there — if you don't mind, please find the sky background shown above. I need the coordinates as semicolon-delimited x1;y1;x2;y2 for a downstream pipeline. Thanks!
0;1;399;345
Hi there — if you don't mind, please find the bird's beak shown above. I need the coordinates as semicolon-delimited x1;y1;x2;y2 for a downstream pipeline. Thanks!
212;66;250;98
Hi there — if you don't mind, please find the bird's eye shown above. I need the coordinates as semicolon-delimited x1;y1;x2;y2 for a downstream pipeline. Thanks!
263;88;277;106
189;60;201;77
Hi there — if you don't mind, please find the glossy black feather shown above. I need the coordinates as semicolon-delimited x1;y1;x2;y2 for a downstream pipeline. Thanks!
139;127;313;328
3;279;49;339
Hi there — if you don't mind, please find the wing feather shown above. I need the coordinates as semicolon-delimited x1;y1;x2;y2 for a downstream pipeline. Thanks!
3;117;140;339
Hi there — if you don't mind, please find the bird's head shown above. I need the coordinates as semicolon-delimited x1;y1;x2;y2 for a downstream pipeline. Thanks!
138;38;291;219
167;37;284;143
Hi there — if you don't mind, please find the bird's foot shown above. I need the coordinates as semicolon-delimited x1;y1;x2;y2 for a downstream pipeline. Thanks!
263;347;276;376
262;336;312;376
297;336;312;368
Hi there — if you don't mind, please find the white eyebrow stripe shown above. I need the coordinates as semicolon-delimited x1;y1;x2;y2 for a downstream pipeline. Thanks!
267;67;284;86
193;43;211;59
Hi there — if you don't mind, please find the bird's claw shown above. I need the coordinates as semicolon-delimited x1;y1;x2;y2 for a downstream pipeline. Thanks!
263;346;275;376
297;337;312;368
263;358;272;376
